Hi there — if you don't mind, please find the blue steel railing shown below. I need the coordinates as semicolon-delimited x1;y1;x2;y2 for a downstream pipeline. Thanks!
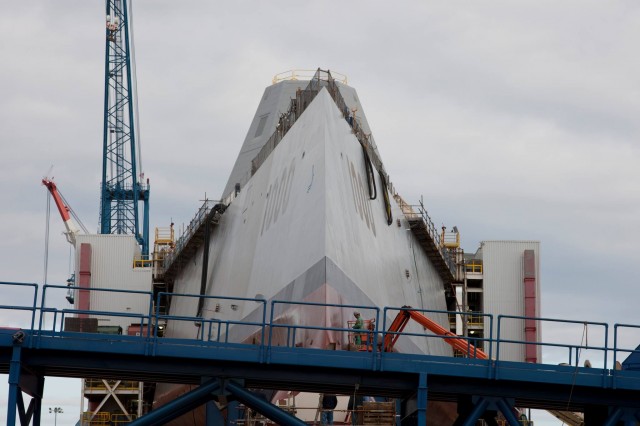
496;315;608;367
613;323;640;388
0;282;39;332
268;300;381;366
153;292;268;356
0;281;638;383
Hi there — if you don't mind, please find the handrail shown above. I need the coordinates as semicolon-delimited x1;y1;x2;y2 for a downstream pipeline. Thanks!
162;199;225;269
613;323;640;389
269;300;381;365
497;314;609;381
4;281;640;383
0;281;38;331
38;284;154;340
272;69;348;85
403;200;457;275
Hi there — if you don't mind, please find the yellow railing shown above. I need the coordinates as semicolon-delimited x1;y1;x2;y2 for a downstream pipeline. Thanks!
272;69;348;85
468;314;484;326
132;255;154;268
155;226;175;245
82;411;110;424
111;413;137;423
465;261;483;273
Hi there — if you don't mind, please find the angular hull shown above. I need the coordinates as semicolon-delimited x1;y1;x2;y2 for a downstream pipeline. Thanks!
156;79;453;423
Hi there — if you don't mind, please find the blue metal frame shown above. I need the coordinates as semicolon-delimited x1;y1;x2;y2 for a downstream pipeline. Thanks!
100;0;150;255
4;281;640;424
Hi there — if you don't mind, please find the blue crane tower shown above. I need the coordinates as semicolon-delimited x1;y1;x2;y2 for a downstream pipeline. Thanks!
100;0;150;255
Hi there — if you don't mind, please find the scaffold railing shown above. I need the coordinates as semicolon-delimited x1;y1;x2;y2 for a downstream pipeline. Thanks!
162;199;224;270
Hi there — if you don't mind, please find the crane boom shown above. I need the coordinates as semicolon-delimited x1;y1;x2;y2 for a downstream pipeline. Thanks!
384;306;488;359
42;178;81;246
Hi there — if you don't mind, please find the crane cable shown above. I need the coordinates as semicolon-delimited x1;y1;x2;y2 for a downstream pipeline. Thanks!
43;191;51;286
58;190;89;234
562;322;588;424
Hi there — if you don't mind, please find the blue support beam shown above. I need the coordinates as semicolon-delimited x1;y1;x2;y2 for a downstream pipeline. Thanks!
205;400;224;426
130;379;220;426
461;397;489;426
7;345;21;425
6;340;43;426
604;406;640;426
495;398;520;426
203;376;225;426
226;380;307;426
417;373;427;425
226;400;241;426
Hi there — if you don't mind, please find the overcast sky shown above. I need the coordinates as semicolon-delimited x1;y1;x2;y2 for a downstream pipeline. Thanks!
1;1;639;424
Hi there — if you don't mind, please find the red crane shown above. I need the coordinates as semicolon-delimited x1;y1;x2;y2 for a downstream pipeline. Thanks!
42;178;82;246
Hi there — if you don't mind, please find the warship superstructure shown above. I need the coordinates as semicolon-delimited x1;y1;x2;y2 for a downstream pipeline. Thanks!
161;70;453;352
154;70;460;420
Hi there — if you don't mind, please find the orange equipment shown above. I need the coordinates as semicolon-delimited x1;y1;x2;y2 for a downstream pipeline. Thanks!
383;306;488;359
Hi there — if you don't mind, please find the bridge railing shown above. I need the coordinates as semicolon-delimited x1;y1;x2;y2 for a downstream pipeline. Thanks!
269;300;381;364
613;323;640;387
497;315;609;374
0;281;39;331
154;292;268;352
1;281;639;378
38;284;155;338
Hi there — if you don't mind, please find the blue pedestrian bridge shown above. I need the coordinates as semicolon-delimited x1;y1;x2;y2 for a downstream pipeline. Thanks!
2;282;640;425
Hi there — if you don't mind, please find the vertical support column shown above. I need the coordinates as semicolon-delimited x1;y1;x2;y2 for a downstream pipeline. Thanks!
523;249;537;363
203;376;224;426
226;400;240;426
137;381;144;419
31;375;45;426
205;400;225;426
7;344;22;426
416;373;428;425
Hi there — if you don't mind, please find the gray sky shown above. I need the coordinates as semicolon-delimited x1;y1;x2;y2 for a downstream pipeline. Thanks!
1;1;639;424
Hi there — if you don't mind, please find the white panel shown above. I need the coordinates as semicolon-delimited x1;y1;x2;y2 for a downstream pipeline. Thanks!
481;240;540;362
74;234;152;331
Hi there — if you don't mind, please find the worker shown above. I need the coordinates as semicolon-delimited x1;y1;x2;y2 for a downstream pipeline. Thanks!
321;393;338;425
353;312;364;345
367;319;379;349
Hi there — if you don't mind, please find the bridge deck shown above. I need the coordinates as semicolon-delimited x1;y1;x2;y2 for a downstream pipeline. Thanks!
3;282;640;420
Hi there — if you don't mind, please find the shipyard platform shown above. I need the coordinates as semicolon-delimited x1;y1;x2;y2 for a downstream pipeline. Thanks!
2;281;640;425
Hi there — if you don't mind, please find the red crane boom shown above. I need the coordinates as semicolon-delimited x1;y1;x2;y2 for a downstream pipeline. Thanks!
42;178;81;245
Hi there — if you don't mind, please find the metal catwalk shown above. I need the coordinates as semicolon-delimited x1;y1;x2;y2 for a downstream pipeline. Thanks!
2;282;640;425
